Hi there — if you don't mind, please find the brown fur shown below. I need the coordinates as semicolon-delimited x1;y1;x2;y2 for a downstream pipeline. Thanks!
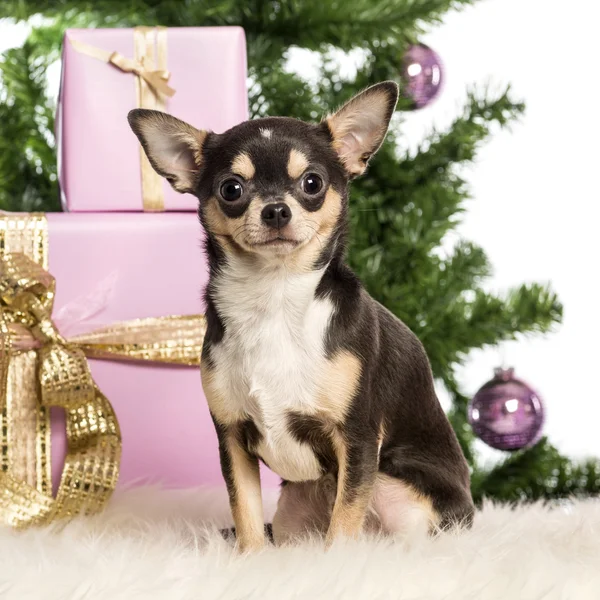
317;187;344;236
203;197;238;238
225;428;265;551
200;364;239;425
325;430;375;544
316;351;362;422
279;187;343;272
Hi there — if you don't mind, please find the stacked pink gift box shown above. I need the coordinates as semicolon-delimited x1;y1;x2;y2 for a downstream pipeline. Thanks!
47;26;280;492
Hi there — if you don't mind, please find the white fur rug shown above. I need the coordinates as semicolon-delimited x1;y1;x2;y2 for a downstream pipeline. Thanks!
0;487;599;600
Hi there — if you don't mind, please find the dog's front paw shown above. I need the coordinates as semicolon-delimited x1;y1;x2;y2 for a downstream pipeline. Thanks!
224;524;272;553
325;525;361;549
236;533;266;554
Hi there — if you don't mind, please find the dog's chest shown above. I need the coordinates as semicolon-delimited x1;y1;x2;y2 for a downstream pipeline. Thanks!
210;266;334;481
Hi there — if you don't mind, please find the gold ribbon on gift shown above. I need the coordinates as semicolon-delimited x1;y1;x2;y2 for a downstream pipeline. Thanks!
70;27;174;212
0;214;206;528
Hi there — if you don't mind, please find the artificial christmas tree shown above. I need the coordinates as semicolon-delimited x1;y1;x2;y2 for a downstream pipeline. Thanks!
0;0;597;505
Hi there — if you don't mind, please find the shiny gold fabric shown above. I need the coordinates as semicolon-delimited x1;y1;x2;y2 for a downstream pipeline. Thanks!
0;214;205;528
69;26;173;211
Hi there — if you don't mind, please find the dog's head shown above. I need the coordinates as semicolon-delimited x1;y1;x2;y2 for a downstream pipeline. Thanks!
128;82;398;269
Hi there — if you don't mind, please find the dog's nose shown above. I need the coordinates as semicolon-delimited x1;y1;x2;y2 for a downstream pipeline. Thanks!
261;203;292;229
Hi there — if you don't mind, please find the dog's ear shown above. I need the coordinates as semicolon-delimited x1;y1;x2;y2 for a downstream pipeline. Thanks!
325;81;398;177
127;109;208;194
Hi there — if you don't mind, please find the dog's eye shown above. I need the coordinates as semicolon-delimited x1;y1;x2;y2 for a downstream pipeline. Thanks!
220;179;243;201
302;173;323;195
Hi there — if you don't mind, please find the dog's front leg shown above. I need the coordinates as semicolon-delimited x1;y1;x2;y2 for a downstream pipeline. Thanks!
326;431;379;546
214;422;265;552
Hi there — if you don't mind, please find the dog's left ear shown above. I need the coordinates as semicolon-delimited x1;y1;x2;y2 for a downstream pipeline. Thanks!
325;81;399;177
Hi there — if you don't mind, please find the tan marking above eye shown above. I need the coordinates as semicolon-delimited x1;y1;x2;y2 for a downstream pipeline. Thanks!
231;152;255;180
287;148;310;179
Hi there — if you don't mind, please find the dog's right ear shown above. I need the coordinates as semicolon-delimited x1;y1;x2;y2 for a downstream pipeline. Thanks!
127;109;208;194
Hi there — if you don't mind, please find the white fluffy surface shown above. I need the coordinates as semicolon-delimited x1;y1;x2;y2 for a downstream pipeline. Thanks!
1;487;599;599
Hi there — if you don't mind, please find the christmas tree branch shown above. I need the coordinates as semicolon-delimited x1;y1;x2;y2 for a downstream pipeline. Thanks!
472;438;600;504
0;42;58;211
412;282;562;385
466;283;563;345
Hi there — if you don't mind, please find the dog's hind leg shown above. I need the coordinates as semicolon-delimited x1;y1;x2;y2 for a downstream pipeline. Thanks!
368;473;439;538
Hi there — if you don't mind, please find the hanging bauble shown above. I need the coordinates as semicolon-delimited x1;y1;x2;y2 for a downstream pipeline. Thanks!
401;43;444;109
468;367;545;451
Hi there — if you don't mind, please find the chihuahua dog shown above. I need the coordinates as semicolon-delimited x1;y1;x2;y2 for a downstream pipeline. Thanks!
128;81;474;551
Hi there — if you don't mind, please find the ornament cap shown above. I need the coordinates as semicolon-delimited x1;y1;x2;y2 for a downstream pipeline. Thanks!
494;366;515;381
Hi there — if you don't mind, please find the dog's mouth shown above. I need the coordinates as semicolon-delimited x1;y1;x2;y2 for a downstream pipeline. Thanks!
253;236;301;248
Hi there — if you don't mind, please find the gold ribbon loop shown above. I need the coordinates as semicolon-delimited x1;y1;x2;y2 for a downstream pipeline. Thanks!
107;50;175;98
0;252;53;308
4;322;40;353
0;214;206;528
38;344;96;409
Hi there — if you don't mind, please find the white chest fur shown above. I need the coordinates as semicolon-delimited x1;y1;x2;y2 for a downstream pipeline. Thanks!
209;258;335;482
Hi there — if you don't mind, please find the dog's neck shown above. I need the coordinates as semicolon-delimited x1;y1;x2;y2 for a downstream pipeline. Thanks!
209;249;329;321
203;223;349;328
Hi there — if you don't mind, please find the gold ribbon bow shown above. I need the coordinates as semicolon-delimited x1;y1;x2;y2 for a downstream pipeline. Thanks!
69;37;175;99
69;27;175;211
0;214;205;528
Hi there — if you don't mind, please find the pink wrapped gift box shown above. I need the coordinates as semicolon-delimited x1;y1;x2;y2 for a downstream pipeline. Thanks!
36;212;279;491
57;27;248;212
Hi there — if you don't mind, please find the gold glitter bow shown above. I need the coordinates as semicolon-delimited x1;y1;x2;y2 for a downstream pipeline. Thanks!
0;214;205;528
69;27;174;211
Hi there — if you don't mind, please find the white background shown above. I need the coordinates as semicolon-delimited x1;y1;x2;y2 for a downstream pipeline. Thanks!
405;0;600;464
1;0;599;464
286;0;600;465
